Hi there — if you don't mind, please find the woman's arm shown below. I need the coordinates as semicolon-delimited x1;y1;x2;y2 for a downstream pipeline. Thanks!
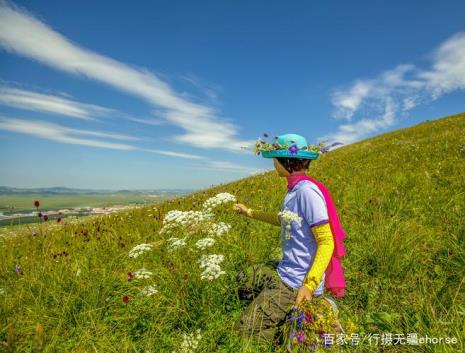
246;208;281;227
303;221;335;292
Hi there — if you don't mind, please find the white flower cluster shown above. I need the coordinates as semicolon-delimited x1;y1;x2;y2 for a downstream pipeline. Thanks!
128;243;153;258
195;237;215;250
160;210;215;235
278;209;303;240
134;268;153;279
172;329;202;353
202;192;236;212
207;222;231;237
198;254;226;280
140;284;158;297
167;236;188;251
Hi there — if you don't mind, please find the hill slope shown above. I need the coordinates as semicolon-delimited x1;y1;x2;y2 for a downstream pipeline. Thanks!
1;112;464;352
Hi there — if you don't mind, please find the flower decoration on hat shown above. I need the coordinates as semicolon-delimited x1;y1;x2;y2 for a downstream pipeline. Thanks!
240;132;343;157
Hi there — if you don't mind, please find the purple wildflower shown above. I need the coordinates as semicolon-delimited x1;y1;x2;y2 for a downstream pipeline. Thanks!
295;331;305;344
288;145;299;155
321;141;344;153
263;133;269;138
15;264;23;275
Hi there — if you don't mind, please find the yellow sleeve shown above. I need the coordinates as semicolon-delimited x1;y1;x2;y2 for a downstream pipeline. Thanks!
303;222;335;292
246;208;281;227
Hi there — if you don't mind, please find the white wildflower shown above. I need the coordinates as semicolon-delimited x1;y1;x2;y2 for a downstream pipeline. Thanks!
160;210;215;235
207;222;231;237
134;268;153;279
195;237;215;250
173;329;202;353
198;254;226;280
0;288;5;295
76;268;81;277
278;209;303;240
140;284;158;297
202;193;236;212
129;243;153;258
167;236;188;251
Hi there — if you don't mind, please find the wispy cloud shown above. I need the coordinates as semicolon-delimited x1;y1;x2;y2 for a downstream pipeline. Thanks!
126;116;166;126
0;84;112;120
0;2;254;151
0;116;259;171
322;32;465;144
202;160;259;173
0;116;205;159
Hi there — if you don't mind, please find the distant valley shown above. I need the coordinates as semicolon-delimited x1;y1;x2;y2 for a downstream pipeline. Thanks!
0;186;195;226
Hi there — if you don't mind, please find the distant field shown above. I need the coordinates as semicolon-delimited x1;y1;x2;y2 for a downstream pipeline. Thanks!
0;193;172;212
0;192;189;227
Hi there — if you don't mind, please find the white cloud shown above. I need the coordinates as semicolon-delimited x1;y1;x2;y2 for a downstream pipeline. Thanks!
0;116;206;159
0;2;253;152
325;32;465;145
331;81;372;121
142;148;204;160
0;85;113;120
127;116;166;126
320;98;396;144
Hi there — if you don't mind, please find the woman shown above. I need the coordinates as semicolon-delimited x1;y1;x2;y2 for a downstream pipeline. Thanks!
232;133;346;347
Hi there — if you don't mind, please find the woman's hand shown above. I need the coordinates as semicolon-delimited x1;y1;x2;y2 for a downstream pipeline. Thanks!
295;285;313;307
233;203;249;217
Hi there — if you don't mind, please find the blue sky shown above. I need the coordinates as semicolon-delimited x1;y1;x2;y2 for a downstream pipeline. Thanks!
1;0;464;190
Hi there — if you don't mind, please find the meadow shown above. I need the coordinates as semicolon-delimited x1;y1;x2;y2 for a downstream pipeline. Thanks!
1;112;464;352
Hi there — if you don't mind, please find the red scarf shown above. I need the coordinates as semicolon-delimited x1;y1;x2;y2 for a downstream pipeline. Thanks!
287;172;347;297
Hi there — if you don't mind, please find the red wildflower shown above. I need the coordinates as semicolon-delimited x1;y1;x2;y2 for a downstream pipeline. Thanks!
127;272;134;282
122;295;130;303
56;218;62;223
34;200;40;208
38;212;43;218
43;214;49;221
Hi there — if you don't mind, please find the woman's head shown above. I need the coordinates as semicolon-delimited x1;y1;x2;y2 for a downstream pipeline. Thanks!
273;157;311;176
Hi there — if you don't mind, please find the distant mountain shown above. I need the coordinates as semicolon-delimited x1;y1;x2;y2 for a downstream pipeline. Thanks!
0;186;195;195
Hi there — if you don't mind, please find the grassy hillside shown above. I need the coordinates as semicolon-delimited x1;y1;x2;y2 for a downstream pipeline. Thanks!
1;112;464;352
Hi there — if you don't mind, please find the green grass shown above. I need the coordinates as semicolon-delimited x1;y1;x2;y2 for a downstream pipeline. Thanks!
1;112;464;352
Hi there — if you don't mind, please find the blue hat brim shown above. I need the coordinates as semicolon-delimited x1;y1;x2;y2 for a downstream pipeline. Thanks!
261;150;319;160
